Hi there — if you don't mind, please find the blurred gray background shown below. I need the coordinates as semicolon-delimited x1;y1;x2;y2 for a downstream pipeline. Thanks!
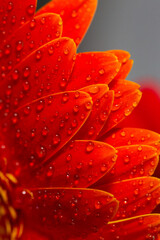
38;0;160;82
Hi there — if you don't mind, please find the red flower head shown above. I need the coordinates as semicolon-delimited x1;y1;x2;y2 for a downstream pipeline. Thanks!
0;1;160;239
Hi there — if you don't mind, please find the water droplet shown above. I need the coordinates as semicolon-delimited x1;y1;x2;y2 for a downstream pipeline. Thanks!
53;134;61;145
8;2;14;11
36;146;46;158
27;4;35;15
73;105;79;113
12;69;19;81
30;19;36;29
23;67;30;78
42;126;49;137
101;163;107;173
64;48;69;55
99;69;105;75
4;44;11;56
36;100;45;112
86;142;94;153
85;102;92;110
62;93;69;103
36;50;42;61
89;85;99;94
72;10;77;18
66;154;72;162
23;81;30;92
16;40;24;51
48;45;54;55
95;201;101;209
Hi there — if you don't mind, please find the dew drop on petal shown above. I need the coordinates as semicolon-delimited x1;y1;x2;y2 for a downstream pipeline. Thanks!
86;142;94;153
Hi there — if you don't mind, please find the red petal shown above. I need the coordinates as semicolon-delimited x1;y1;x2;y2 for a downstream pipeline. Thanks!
4;91;92;177
83;214;160;240
99;177;160;219
14;188;118;239
102;128;160;153
37;0;97;46
19;140;117;188
75;85;114;139
99;90;142;136
0;13;63;77
0;38;76;114
101;145;159;183
0;0;36;44
22;229;48;240
67;52;121;90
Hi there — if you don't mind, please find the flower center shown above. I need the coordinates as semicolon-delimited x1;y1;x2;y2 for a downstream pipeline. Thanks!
0;171;23;239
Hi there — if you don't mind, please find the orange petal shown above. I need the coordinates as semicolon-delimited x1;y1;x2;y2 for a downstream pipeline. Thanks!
100;145;159;183
102;128;160;153
99;89;142;136
14;188;118;239
83;214;160;240
4;91;92;177
67;52;121;90
0;13;63;77
108;50;131;63
0;38;76;114
75;85;114;140
36;0;97;46
19;140;117;188
99;177;160;220
115;59;134;80
0;0;37;44
107;50;133;80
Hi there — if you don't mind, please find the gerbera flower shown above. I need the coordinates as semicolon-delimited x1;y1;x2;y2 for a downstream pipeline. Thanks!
0;0;160;239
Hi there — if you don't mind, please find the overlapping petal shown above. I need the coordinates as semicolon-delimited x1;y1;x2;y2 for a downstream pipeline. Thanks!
80;214;160;240
0;0;37;44
67;52;121;90
0;38;76;115
0;0;160;239
0;13;63;79
5;91;92;176
102;128;160;153
100;177;160;219
37;0;97;46
14;188;118;239
19;140;117;188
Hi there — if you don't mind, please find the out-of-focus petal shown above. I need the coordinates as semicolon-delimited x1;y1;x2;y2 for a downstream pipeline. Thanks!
67;52;121;90
36;0;97;46
4;91;92;177
21;229;48;240
121;86;160;133
0;38;76;114
0;0;37;44
19;140;117;188
100;177;160;219
14;188;118;239
0;13;63;78
75;85;114;139
102;128;160;153
100;145;159;183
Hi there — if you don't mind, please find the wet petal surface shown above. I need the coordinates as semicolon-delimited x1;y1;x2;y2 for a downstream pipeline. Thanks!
14;188;118;239
37;0;98;46
19;140;117;188
4;91;92;177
